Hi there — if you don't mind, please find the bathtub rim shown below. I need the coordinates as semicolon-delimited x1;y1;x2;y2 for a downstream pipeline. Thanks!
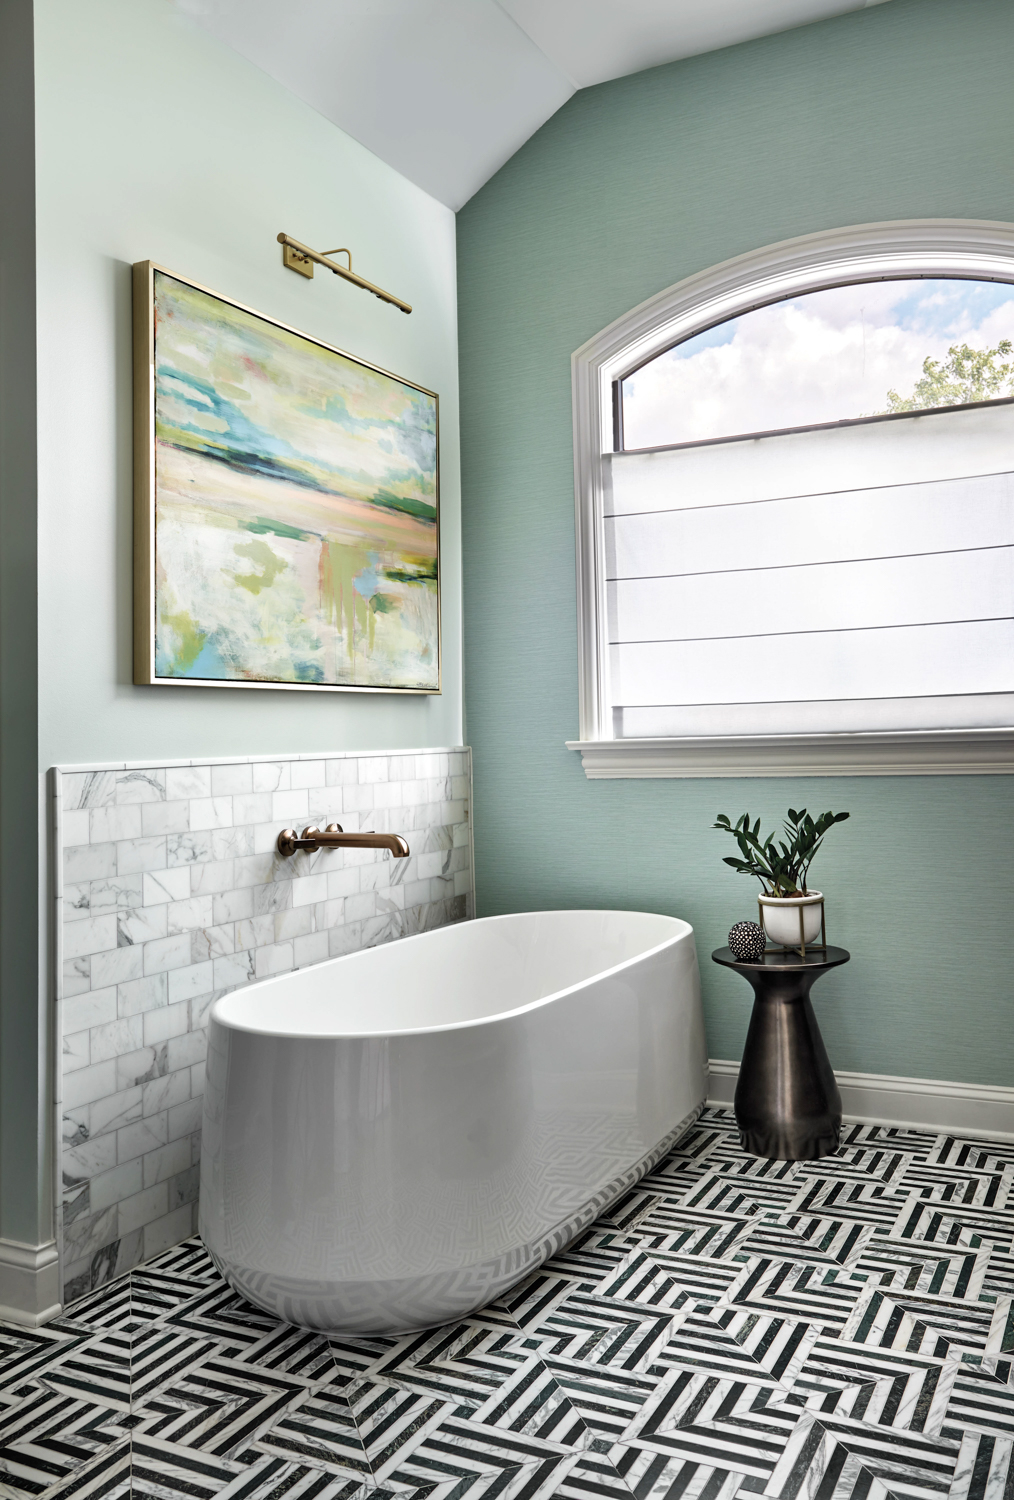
209;908;696;1042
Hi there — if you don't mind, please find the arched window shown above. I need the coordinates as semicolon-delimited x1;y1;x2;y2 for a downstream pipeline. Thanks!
568;222;1014;776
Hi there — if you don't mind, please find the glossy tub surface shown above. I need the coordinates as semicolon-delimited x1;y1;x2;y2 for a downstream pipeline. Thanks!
199;909;707;1334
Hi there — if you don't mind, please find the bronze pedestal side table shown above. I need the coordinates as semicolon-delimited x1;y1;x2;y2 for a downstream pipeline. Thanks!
711;946;850;1161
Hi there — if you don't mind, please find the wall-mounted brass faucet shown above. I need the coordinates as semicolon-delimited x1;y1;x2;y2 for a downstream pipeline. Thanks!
277;823;410;859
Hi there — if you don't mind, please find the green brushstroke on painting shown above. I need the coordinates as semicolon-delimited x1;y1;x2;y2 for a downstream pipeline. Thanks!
152;271;439;688
158;607;207;674
232;539;286;595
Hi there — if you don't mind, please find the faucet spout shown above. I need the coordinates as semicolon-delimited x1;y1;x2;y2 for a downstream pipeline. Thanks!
277;823;410;858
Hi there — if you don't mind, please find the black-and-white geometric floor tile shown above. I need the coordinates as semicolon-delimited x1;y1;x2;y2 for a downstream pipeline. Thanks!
5;1109;1014;1500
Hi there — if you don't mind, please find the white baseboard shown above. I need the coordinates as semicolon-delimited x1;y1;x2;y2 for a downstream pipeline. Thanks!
0;1239;61;1327
708;1060;1014;1141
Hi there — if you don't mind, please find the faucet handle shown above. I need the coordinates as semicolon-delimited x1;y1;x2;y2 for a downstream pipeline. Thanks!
324;822;344;835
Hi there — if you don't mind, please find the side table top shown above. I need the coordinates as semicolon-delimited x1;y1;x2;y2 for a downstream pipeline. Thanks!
712;945;850;974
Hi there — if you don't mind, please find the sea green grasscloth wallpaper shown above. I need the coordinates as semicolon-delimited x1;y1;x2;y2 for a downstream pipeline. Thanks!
456;0;1014;1085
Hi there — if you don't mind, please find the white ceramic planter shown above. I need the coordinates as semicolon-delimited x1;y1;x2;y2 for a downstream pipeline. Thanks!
758;891;824;949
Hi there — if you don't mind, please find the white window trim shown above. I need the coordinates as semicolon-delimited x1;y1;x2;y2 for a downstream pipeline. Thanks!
567;218;1014;778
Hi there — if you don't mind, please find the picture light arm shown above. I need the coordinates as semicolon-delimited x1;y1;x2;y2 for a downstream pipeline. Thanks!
277;232;412;314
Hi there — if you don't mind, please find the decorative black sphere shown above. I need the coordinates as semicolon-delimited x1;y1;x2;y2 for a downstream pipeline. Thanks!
728;920;766;961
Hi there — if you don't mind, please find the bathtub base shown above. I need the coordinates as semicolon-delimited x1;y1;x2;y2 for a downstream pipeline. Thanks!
207;1103;704;1335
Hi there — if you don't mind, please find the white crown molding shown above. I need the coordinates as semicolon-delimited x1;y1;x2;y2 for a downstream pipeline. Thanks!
567;728;1014;778
708;1059;1014;1140
570;219;1014;772
0;1238;61;1327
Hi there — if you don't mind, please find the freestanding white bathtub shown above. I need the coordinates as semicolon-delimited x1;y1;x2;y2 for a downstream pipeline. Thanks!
199;909;707;1335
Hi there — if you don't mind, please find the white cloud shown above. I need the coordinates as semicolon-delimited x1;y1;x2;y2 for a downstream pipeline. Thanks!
622;280;1014;450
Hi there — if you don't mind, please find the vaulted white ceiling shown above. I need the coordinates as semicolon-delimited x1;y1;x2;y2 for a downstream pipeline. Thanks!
173;0;893;210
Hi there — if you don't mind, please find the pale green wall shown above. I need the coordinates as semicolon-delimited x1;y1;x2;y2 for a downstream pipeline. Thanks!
34;0;462;770
457;0;1014;1086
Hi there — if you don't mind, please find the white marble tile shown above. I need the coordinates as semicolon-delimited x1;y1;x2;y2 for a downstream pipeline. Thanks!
117;835;167;875
233;792;273;826
167;831;214;866
63;770;118;810
167;1029;207;1072
89;1085;143;1138
211;826;253;860
63;987;118;1034
190;860;237;898
272;788;309;822
142;1070;189;1119
118;1182;168;1235
274;907;311;942
141;800;191;837
114;769;166;804
253;821;283;854
117;907;168;947
143;1002;189;1047
236;914;275;950
327;866;361;899
142;868;191;905
325;758;358;786
144;1202;193;1259
343;783;375;813
252;761;290;792
92;946;144;989
167;896;214;934
344;891;377;922
165;766;211;800
329;920;364;957
190;923;235;962
64;1133;117;1182
63;1029;90;1072
212;888;253;924
65;842;117;884
143;933;192;975
90;1016;144;1065
168;1095;203;1140
294;930;330;967
292;873;328;908
63;808;91;846
232;853;276;888
63;1059;117;1110
117;1113;167;1163
62;956;93;997
213;949;256;990
167;961;215;1004
143;1137;192;1188
64;914;118;961
255;941;294;979
291;760;326;788
211;763;254;796
117;971;168;1017
91;1159;143;1214
190;796;233;831
90;804;143;844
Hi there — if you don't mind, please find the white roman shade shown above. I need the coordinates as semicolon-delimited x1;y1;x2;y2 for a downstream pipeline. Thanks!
604;401;1014;739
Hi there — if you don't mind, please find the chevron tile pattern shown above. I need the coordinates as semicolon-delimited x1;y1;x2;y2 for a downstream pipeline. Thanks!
3;1108;1013;1500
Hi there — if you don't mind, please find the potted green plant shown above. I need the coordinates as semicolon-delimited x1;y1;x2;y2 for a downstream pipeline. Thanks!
713;807;849;950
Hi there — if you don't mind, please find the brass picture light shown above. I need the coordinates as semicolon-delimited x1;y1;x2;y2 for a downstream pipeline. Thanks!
277;232;411;314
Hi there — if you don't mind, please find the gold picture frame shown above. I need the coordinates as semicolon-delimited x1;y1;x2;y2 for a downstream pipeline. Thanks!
133;261;440;694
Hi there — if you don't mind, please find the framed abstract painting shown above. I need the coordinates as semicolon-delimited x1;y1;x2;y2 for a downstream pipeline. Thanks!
132;262;439;692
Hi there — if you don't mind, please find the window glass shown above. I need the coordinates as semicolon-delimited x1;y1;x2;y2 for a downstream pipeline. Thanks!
619;279;1014;450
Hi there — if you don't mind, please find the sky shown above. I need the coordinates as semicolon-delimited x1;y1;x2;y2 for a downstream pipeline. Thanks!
620;278;1014;450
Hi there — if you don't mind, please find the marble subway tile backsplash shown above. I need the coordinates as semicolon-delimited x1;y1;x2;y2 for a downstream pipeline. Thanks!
55;747;473;1306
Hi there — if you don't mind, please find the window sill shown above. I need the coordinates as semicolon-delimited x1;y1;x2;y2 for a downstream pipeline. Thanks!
566;728;1014;778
